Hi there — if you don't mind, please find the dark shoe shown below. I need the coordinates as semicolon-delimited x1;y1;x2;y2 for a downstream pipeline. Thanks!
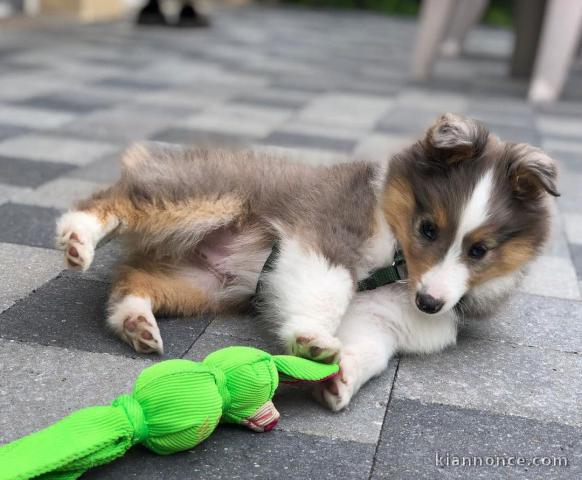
175;4;210;28
136;0;168;26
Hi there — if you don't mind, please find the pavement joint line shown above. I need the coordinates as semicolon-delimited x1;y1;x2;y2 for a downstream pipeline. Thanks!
368;356;401;480
461;333;582;356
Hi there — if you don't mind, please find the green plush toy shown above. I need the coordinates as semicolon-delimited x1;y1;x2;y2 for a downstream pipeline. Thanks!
0;346;339;480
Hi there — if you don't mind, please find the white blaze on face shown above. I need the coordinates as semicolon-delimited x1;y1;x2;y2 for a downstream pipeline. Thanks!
419;170;494;312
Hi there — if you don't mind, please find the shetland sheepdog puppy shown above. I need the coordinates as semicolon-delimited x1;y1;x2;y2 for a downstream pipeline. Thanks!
56;113;558;410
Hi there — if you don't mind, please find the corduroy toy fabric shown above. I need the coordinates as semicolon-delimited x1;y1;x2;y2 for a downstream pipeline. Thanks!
0;346;339;480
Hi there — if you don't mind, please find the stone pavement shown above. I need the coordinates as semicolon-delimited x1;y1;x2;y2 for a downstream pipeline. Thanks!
0;5;581;479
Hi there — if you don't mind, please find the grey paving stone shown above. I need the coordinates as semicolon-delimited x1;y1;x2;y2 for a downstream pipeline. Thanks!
485;123;541;147
0;155;75;188
0;184;29;205
0;276;211;359
372;398;581;480
0;338;150;443
375;106;439;135
0;243;62;313
150;127;253;146
0;134;118;165
85;427;375;480
0;123;30;141
12;92;113;113
297;92;393;131
0;203;61;249
93;76;170;91
462;292;582;353
183;104;292;138
204;313;275;343
519;254;580;300
262;130;357;153
66;151;123;184
570;244;582;280
60;106;183;143
550;148;582;174
0;105;76;129
232;90;311;110
13;177;106;210
393;336;582;428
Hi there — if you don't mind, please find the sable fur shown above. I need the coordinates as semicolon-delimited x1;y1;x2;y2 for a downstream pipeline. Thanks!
56;113;558;409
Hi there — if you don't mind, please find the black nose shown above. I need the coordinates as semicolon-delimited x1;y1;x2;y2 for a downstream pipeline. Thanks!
415;293;444;314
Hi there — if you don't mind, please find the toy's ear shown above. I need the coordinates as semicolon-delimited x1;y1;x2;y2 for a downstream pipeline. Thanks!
273;356;339;384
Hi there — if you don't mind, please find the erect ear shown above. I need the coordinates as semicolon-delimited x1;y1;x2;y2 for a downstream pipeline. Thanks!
507;143;560;198
273;355;339;384
423;113;489;164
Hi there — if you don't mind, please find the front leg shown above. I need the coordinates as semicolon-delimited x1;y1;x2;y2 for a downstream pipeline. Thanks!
314;289;399;411
259;236;354;363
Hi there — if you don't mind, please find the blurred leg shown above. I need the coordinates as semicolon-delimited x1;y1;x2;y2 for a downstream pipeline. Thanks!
529;0;582;102
411;0;458;80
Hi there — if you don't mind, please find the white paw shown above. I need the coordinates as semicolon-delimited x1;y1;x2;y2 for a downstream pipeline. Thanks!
288;330;342;364
108;296;164;354
314;355;358;411
56;211;100;271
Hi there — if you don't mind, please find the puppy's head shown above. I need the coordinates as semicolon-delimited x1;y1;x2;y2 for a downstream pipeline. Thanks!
383;113;559;316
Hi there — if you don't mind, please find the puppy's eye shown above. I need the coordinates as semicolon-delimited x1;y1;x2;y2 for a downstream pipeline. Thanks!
468;242;488;259
420;220;438;241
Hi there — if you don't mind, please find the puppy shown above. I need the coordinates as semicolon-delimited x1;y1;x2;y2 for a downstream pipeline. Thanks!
56;114;558;410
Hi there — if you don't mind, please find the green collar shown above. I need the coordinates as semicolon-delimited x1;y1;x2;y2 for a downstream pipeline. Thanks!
255;242;406;295
356;249;406;292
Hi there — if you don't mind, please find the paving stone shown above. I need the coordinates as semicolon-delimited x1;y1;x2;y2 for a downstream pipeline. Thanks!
0;338;150;443
0;134;117;165
0;184;30;205
273;120;365;141
150;127;253;146
12;92;114;113
0;276;211;359
66;151;123;184
353;133;414;160
570;244;582;280
373;398;581;480
0;105;76;129
519;255;580;300
262;130;357;153
232;89;313;110
543;137;582;155
394;89;468;114
134;89;230;110
0;203;61;249
549;148;582;174
0;155;75;188
13;177;105;210
375;106;439;135
183;104;293;138
486;123;541;146
0;123;30;141
393;336;582;427
0;243;62;313
462;292;582;353
297;93;393;131
93;76;171;91
85;427;375;480
562;212;582;245
204;313;275;343
537;115;582;139
59;106;183;143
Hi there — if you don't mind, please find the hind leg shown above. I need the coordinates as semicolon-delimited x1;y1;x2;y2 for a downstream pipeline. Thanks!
108;261;221;354
56;188;122;271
